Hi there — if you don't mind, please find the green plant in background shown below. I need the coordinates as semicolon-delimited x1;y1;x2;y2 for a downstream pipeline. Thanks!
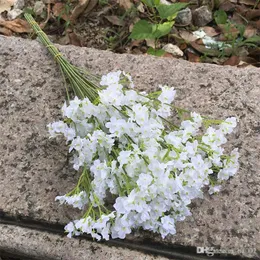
57;0;72;31
214;9;260;56
130;0;188;56
99;0;108;6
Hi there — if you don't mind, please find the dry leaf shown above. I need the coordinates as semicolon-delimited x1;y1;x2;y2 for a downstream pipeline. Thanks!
179;42;187;50
240;56;258;64
238;0;260;7
245;9;260;20
130;39;142;49
52;3;70;21
191;41;222;57
249;48;260;61
223;56;240;66
57;34;70;45
69;31;82;46
243;25;257;39
186;51;200;62
145;38;155;48
137;2;145;13
70;0;89;21
0;26;12;36
0;18;31;33
230;12;246;24
104;15;124;26
179;30;198;42
218;24;239;40
0;0;14;13
201;26;220;37
84;0;98;15
219;0;235;11
117;0;132;10
162;52;174;58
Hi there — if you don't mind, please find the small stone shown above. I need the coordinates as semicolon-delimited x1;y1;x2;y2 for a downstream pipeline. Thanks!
33;1;45;16
7;9;23;19
193;6;213;27
159;0;171;5
13;0;24;9
162;44;183;57
175;8;192;26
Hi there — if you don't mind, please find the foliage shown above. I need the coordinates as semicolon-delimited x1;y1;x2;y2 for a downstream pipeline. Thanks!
129;1;188;56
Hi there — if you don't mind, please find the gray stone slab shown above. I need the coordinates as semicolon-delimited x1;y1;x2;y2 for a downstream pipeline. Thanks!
0;224;167;260
0;35;260;258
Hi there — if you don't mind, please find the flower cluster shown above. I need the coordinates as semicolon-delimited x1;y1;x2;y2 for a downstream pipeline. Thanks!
48;71;239;240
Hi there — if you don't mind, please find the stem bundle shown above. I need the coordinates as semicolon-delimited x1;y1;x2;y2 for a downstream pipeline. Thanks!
24;14;101;101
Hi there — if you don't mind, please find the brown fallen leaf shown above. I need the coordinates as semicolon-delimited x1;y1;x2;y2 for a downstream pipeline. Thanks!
186;51;200;62
70;0;89;21
130;39;143;49
255;20;260;30
240;56;258;64
117;0;132;10
104;15;124;26
84;0;98;15
217;24;239;41
243;25;257;39
68;31;82;46
0;19;31;33
179;30;198;42
145;38;155;48
0;0;14;13
195;38;204;45
52;3;70;21
162;52;174;58
190;40;232;57
57;34;70;45
201;26;220;37
245;9;260;20
179;42;187;50
219;0;235;12
248;48;260;61
223;56;240;66
238;0;260;7
230;12;246;24
0;26;12;36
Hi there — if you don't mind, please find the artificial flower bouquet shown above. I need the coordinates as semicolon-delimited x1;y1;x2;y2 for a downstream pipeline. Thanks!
25;14;239;241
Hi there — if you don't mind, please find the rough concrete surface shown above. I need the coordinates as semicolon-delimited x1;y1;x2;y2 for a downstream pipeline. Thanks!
0;224;167;260
0;35;260;258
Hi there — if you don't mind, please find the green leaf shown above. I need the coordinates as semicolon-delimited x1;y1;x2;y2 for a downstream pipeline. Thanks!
129;20;155;39
147;47;165;56
214;10;227;25
156;3;188;21
236;24;245;37
153;21;174;38
242;35;260;44
141;0;160;7
23;7;35;15
130;20;174;40
153;0;160;6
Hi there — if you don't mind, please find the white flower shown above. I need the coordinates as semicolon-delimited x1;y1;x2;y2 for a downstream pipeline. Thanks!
100;71;122;87
158;85;176;104
160;215;176;238
208;185;222;195
65;221;81;238
137;173;153;190
48;121;68;137
49;71;239;242
220;117;237;134
55;191;88;210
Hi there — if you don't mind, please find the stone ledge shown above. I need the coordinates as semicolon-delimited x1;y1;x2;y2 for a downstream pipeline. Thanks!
0;224;169;260
0;35;259;258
